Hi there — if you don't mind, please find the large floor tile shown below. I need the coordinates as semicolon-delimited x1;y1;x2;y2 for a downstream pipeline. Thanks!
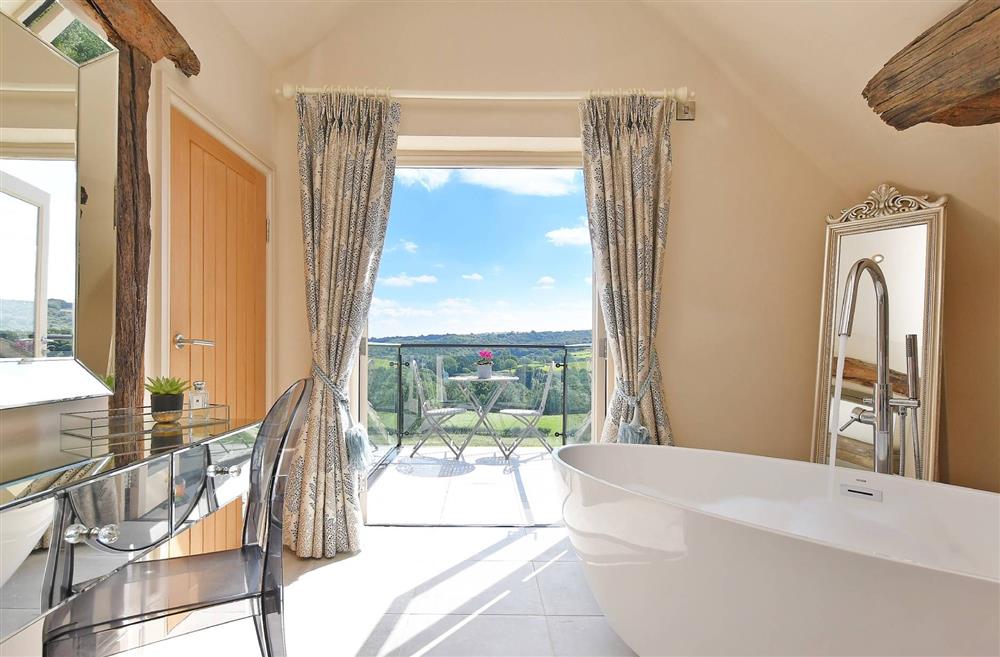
116;618;259;656
533;561;602;616
546;616;635;657
440;480;527;525
404;560;544;616
367;448;559;527
519;528;579;563
389;614;553;657
99;527;621;657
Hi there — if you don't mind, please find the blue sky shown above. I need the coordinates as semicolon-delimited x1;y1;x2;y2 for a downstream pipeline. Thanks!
370;168;593;338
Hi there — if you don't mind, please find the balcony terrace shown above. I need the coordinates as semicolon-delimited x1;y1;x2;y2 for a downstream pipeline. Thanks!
364;342;594;526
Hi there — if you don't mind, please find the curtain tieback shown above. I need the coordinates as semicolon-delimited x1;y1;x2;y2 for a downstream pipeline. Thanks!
311;363;373;472
613;351;658;445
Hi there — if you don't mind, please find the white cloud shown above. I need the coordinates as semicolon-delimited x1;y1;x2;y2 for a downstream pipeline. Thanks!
386;239;419;254
433;263;446;269
584;276;593;285
379;273;438;287
437;298;475;315
535;276;556;290
395;168;452;191
546;217;590;247
461;273;483;281
457;169;579;196
368;296;592;338
369;297;433;318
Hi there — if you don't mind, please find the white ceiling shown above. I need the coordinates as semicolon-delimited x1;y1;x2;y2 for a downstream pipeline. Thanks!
212;0;360;69
213;1;960;84
211;0;992;193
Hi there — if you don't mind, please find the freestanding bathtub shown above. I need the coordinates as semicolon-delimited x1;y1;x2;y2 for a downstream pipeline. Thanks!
552;444;999;656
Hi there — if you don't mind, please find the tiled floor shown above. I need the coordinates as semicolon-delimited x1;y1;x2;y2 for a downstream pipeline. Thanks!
106;446;623;656
123;526;634;657
366;446;562;526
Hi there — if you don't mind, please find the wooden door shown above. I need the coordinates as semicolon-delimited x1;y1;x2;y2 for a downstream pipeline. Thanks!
169;107;266;421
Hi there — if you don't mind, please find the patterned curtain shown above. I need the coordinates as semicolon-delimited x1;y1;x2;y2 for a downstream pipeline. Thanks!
580;94;675;445
285;92;400;558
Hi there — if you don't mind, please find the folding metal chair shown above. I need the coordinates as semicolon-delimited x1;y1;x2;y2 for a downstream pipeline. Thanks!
409;360;465;458
498;362;555;455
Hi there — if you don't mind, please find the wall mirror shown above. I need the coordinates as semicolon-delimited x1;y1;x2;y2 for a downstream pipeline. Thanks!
0;2;118;409
811;184;945;480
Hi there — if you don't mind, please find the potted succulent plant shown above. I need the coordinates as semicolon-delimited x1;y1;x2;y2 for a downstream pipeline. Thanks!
476;349;494;379
145;376;190;422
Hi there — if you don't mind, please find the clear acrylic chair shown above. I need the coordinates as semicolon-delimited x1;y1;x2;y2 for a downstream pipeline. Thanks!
41;378;312;657
498;362;555;455
409;359;465;458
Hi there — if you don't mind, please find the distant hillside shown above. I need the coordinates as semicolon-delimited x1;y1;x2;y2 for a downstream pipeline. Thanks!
0;298;73;332
371;329;591;346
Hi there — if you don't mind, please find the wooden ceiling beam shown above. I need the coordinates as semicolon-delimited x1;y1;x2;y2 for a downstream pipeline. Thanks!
76;0;200;76
863;0;1000;130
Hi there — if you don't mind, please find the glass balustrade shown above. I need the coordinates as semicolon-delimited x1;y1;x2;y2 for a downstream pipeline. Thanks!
364;342;595;470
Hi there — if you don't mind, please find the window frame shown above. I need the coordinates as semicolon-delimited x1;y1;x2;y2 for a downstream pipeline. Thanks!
1;171;51;358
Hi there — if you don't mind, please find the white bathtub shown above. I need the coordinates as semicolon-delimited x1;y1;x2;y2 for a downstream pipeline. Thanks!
552;444;999;656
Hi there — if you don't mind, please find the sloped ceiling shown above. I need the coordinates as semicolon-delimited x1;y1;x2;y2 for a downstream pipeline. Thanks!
211;0;359;69
214;0;993;192
644;1;993;192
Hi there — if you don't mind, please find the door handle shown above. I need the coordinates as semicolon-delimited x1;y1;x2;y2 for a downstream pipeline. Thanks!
174;333;216;350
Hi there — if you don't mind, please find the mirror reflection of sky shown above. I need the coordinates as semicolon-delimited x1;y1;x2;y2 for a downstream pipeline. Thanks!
370;168;592;338
0;159;76;302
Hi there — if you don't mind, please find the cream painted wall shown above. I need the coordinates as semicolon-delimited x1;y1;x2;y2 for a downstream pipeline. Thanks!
270;1;845;464
649;1;999;491
145;0;277;386
269;1;998;491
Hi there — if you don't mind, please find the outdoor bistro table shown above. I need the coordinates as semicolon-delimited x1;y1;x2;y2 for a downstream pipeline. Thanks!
448;373;519;459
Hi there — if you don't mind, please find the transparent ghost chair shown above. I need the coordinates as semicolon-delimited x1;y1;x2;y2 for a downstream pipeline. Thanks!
41;379;312;657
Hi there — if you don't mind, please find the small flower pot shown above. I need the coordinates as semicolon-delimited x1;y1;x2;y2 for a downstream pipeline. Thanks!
150;393;184;422
477;364;493;379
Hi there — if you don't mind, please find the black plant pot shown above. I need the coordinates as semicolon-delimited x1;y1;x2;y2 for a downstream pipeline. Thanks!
151;421;184;455
150;393;184;422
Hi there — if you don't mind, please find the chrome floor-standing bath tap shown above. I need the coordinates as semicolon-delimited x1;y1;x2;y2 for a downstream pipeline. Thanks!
837;258;893;474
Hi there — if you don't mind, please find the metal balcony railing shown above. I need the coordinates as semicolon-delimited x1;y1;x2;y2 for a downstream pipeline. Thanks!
365;342;593;471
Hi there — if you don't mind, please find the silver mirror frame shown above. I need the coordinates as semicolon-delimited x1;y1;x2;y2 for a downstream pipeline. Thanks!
810;184;946;480
0;7;116;409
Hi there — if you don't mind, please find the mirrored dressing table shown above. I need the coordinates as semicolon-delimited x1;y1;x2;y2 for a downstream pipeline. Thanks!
0;419;261;654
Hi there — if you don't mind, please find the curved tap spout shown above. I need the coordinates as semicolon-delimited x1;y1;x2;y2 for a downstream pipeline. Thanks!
838;258;888;339
836;258;892;474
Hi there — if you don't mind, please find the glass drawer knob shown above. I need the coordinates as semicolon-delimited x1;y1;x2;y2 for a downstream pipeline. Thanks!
206;464;241;477
65;523;120;545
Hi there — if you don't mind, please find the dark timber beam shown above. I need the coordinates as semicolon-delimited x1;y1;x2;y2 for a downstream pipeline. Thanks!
863;0;1000;130
77;0;200;76
77;1;199;418
107;34;152;417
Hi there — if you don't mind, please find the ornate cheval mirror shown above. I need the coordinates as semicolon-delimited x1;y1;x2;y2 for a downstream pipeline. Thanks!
811;184;946;480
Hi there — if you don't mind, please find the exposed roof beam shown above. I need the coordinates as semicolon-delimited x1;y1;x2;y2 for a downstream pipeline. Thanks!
863;0;1000;130
73;0;200;76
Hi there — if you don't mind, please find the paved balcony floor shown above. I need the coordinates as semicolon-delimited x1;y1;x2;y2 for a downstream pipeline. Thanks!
366;446;562;526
